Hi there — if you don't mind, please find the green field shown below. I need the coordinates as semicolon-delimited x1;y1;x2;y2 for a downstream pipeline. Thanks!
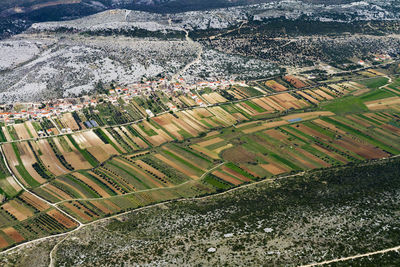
358;77;389;89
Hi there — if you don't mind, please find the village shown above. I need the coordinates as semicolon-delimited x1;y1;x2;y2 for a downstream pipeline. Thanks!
0;78;243;126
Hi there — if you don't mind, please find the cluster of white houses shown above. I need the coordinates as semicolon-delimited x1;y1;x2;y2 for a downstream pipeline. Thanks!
0;79;245;124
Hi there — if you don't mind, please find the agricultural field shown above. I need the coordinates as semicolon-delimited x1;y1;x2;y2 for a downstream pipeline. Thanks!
13;157;400;266
0;72;399;252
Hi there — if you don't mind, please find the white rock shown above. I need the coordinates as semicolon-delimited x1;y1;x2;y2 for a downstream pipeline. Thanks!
207;247;216;253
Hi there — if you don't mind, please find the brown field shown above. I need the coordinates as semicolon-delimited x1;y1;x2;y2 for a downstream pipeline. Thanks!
103;200;122;212
155;154;197;179
165;147;206;171
90;201;113;215
269;95;298;110
314;89;335;100
72;173;111;198
14;124;30;140
113;128;136;150
114;158;163;188
25;121;39;138
60;113;80;131
296;124;331;140
190;108;214;119
2;144;26;186
131;136;149;149
57;179;87;199
207;107;237;126
313;119;347;135
260;163;287;175
232;112;249;121
265;80;288;91
288;151;318;169
191;145;219;160
280;93;309;108
242;120;288;134
205;130;220;137
202;92;227;104
120;126;148;149
99;167;136;192
251;98;275;111
364;113;388;123
135;160;170;185
87;144;118;163
365;96;400;110
87;171;124;195
236;120;258;129
72;131;105;149
265;129;288;141
212;170;242;186
374;128;400;142
180;111;208;132
311;144;348;163
0;236;8;249
102;129;126;153
15;142;47;184
197;137;225;147
172;114;202;137
284;75;308;88
295;148;331;168
334;137;389;159
62;202;95;222
42;184;73;201
47;209;78;229
221;166;252;182
54;137;92;170
152;115;181;138
237;103;257;115
2;200;33;221
381;124;400;136
260;97;285;111
132;123;171;146
221;146;257;164
368;69;386;76
304;90;324;101
2;227;24;243
345;115;372;128
213;144;233;154
239;165;261;178
36;139;68;176
297;91;319;104
227;90;244;99
179;95;196;106
19;192;50;211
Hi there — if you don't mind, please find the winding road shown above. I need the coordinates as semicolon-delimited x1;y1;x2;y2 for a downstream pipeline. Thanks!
172;29;203;82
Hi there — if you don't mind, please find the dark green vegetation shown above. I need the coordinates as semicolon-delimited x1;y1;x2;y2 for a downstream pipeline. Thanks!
48;158;400;266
